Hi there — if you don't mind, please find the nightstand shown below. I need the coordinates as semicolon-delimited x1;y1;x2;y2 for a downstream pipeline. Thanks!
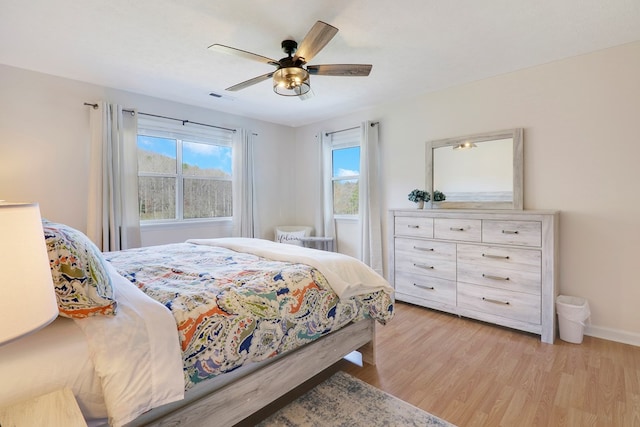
0;388;87;427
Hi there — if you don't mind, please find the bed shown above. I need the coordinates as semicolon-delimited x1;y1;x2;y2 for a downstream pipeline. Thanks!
0;222;394;427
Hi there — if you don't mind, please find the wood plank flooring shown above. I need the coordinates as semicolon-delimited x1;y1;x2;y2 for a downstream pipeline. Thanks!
239;302;639;426
338;302;640;427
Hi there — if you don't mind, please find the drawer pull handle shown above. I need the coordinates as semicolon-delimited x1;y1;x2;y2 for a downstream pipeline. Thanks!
482;253;510;260
482;297;510;305
408;225;420;229
413;246;434;252
413;283;435;290
502;230;519;234
413;263;434;270
450;227;465;231
483;273;510;281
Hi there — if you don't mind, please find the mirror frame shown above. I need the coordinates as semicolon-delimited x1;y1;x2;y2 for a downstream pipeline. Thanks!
425;128;523;210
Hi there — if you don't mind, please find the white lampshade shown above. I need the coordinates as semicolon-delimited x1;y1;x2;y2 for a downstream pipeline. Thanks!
0;202;58;345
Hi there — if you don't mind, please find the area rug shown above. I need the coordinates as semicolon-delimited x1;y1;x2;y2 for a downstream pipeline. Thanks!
256;371;455;426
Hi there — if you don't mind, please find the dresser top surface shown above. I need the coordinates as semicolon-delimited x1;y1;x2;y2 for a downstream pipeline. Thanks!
390;209;559;220
391;208;558;214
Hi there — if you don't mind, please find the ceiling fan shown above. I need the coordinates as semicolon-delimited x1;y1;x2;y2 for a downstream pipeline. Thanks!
208;21;372;99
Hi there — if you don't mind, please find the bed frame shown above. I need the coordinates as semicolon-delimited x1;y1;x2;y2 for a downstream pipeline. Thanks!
128;318;376;427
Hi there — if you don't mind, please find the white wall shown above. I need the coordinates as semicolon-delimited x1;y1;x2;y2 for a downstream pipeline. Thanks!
294;42;640;345
0;64;297;243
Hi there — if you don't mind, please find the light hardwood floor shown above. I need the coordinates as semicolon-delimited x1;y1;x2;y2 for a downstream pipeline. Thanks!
340;302;640;427
239;302;639;426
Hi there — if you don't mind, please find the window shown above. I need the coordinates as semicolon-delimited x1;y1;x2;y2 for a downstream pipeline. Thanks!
137;118;234;222
328;128;361;216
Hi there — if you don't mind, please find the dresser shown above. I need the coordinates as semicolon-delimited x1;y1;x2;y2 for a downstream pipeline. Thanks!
389;209;559;343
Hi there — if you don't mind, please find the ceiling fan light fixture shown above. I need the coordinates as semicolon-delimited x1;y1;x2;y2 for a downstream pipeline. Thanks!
453;141;477;150
273;67;311;96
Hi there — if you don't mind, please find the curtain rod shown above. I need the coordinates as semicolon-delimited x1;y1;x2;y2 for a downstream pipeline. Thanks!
84;103;236;133
324;122;379;137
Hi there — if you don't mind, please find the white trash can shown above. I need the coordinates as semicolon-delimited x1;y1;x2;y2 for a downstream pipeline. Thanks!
556;295;590;344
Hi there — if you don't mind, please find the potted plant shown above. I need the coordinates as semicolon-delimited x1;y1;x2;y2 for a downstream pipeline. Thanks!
408;189;429;209
431;190;446;208
433;190;446;201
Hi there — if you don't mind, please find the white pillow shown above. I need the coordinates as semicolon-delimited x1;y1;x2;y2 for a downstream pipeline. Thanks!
276;229;307;246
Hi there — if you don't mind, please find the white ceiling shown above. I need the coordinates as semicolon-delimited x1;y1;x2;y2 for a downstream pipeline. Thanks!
2;0;639;127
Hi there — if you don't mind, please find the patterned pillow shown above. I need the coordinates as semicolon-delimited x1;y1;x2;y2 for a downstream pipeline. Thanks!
42;219;117;318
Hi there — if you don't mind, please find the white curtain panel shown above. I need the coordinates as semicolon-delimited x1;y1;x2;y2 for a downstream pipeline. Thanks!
232;129;257;238
320;131;336;239
359;121;383;275
87;103;141;251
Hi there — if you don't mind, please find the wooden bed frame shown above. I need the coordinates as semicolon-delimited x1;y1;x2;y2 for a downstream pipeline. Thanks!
128;318;376;427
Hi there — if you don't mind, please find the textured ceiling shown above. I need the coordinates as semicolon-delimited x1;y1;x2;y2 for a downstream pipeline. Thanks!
1;0;639;127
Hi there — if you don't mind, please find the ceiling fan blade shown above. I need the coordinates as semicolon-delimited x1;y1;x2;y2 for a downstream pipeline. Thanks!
226;72;274;92
307;64;372;76
295;21;338;64
208;44;280;67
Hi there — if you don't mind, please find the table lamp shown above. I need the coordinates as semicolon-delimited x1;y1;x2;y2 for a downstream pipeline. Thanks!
0;202;59;346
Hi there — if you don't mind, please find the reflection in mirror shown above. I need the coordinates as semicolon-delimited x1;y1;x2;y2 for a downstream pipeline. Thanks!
434;138;513;202
426;128;523;209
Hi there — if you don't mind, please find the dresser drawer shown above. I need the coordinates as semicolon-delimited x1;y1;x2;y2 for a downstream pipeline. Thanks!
395;216;433;238
395;257;457;281
434;218;482;242
457;244;541;273
395;271;456;306
458;263;540;295
395;238;456;280
395;238;456;263
482;220;541;247
458;283;541;324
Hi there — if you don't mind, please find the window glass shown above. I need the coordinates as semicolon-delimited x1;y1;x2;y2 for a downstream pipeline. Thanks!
331;142;360;215
137;120;234;222
138;176;176;220
137;135;177;174
182;141;232;178
331;145;360;215
332;146;360;178
183;178;232;218
333;179;359;215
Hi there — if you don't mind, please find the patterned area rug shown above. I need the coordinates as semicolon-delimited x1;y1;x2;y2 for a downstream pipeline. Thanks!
256;371;455;427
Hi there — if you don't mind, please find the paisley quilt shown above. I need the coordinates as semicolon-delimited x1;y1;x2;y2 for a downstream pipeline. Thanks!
105;242;393;389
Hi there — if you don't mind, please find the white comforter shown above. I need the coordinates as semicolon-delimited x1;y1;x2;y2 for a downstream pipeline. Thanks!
187;238;394;300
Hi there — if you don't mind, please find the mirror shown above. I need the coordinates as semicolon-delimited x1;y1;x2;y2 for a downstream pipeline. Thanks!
425;128;523;209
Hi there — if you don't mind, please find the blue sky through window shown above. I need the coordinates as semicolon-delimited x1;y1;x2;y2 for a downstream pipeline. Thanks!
183;141;232;174
333;146;360;177
138;135;175;158
138;135;232;174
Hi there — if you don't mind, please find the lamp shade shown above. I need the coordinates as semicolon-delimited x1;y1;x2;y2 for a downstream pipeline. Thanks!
0;202;58;345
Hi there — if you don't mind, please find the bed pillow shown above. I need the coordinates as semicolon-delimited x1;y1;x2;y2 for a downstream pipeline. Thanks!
276;229;307;246
42;219;117;318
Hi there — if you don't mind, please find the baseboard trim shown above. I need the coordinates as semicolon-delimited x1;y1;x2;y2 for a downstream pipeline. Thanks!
585;325;640;347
